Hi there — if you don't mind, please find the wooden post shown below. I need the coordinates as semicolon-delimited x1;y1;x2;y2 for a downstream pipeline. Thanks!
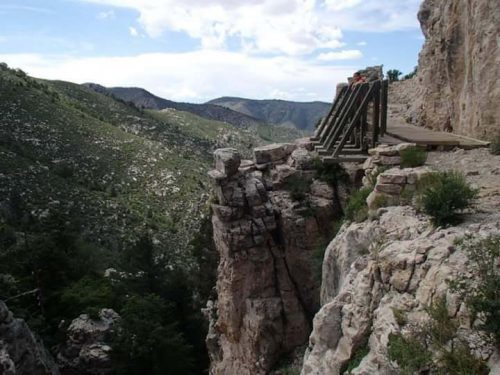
372;81;381;147
380;80;388;136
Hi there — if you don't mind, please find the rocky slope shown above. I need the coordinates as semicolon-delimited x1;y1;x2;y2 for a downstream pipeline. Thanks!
414;0;500;139
205;141;348;374
0;301;58;374
302;147;500;374
207;97;330;132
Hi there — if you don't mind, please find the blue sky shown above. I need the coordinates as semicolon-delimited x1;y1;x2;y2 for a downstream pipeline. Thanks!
0;0;424;102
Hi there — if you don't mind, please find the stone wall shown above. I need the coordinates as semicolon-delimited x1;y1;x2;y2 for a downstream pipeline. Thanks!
206;140;346;374
416;0;500;140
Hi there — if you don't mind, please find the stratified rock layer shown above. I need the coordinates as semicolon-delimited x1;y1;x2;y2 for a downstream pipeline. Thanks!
206;142;345;374
417;0;500;139
0;300;59;375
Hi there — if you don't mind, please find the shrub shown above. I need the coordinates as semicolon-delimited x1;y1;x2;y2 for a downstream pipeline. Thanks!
388;333;431;374
490;134;500;155
388;299;488;375
400;147;427;168
312;157;349;186
417;171;477;226
285;174;310;201
451;235;500;346
345;187;372;222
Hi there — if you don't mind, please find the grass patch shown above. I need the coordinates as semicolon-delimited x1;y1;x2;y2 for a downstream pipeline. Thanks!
343;338;370;374
400;147;427;168
345;187;372;222
417;171;477;227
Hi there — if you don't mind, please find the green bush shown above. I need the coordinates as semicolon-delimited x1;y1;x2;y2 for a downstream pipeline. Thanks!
451;235;500;346
400;147;427;168
490;134;500;155
312;158;349;186
388;299;488;375
418;171;477;226
388;333;431;374
285;174;310;201
345;187;372;222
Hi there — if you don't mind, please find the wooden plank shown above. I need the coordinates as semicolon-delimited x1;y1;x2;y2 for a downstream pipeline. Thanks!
313;86;348;141
386;120;489;148
332;83;376;157
380;80;388;136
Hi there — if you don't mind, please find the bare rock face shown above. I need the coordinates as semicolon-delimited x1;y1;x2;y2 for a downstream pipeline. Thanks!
57;309;119;375
302;206;500;374
206;142;345;374
416;0;500;139
0;300;59;375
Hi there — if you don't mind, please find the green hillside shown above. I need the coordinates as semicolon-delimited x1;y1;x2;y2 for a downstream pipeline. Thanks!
0;64;300;373
208;96;330;131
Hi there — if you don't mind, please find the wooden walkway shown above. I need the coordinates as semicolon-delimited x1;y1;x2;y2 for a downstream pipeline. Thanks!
312;80;489;163
386;119;489;149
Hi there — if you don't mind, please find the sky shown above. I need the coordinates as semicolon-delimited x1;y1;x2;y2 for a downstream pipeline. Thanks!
0;0;424;103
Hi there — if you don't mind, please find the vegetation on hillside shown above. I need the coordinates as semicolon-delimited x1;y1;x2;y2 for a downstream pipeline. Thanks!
0;62;291;372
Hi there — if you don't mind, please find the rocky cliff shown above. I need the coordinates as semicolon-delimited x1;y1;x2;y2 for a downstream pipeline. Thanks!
205;141;348;374
302;147;500;374
0;301;59;375
416;0;500;139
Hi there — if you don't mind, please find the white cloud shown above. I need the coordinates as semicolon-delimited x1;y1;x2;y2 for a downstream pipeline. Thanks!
129;27;138;37
323;0;422;31
97;10;115;19
0;36;7;43
77;0;420;56
0;51;356;102
74;0;335;55
317;50;363;61
357;41;367;46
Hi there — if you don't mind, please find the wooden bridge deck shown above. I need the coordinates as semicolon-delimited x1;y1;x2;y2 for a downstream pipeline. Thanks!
386;119;490;149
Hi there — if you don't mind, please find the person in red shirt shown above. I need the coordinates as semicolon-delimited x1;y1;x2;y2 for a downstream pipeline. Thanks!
350;71;366;87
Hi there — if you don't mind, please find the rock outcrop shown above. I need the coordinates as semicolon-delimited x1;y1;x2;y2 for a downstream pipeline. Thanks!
302;147;500;374
0;300;59;375
57;309;119;375
206;141;346;374
416;0;500;139
302;206;500;374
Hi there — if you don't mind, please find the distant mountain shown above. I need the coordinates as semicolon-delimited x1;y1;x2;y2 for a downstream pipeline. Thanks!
83;83;265;129
207;97;331;131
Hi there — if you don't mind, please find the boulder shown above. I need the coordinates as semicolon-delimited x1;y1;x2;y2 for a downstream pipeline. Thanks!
214;148;241;177
57;309;119;375
254;143;297;165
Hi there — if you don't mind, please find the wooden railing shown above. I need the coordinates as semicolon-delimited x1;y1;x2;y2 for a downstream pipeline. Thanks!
311;79;388;162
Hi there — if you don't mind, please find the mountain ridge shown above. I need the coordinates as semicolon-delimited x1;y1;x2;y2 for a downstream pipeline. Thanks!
207;96;330;131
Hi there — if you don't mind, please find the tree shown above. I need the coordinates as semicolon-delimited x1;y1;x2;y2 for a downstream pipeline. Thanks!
112;294;194;375
403;66;418;80
387;69;403;83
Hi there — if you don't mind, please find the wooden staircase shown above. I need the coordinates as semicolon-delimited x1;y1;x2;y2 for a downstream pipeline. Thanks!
311;80;388;163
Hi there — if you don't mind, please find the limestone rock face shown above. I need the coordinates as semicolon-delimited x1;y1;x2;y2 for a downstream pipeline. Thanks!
0;300;59;375
416;0;500;139
57;309;119;375
302;206;500;374
207;143;345;374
